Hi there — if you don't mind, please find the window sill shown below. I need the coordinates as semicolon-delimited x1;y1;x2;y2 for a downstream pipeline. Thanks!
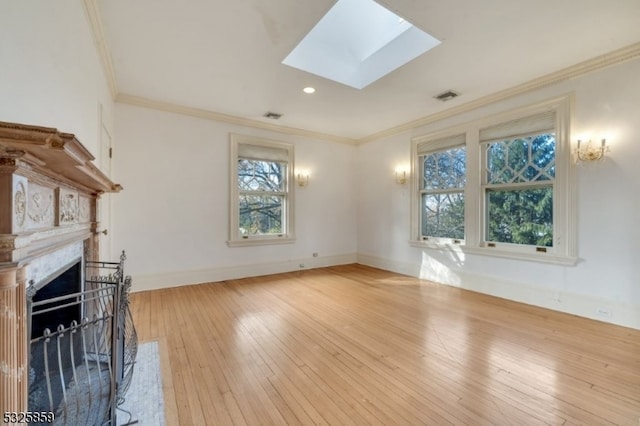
227;237;296;247
409;240;577;266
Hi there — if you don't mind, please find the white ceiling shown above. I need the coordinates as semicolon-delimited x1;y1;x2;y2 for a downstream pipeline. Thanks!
97;0;640;141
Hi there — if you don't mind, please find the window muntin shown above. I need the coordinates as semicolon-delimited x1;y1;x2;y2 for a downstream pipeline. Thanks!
422;147;466;190
485;135;555;184
482;132;556;248
238;159;286;236
238;159;285;192
229;135;295;246
419;145;466;241
410;97;575;264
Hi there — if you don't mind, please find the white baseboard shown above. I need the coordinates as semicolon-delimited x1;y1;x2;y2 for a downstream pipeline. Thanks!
357;253;640;330
131;253;357;293
130;251;639;330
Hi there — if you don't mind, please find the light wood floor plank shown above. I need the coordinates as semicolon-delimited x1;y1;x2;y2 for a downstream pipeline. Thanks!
130;264;640;425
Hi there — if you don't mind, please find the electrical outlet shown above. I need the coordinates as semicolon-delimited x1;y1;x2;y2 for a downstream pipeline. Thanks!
299;263;305;268
596;307;612;318
312;252;318;257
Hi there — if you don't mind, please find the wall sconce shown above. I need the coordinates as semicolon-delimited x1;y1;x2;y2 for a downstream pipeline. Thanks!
395;170;408;185
575;139;609;162
296;172;309;187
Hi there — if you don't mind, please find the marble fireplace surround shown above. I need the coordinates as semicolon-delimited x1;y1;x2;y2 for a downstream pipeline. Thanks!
0;121;121;417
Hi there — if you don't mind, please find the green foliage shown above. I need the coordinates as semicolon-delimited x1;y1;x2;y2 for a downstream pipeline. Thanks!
487;134;555;184
485;134;555;246
487;187;553;246
420;134;555;246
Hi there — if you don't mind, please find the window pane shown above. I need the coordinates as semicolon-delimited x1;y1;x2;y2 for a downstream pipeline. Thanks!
238;159;284;192
486;134;555;184
421;192;465;239
239;195;283;235
487;187;553;246
422;148;466;190
531;134;555;178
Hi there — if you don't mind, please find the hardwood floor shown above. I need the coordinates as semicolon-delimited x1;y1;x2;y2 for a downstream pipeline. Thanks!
129;264;640;425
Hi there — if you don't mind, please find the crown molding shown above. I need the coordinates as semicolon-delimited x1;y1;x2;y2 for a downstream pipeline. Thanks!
358;42;640;144
82;0;639;147
115;93;358;145
82;0;118;98
80;1;353;144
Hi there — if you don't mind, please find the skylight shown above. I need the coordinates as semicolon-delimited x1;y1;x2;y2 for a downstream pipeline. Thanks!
282;0;441;90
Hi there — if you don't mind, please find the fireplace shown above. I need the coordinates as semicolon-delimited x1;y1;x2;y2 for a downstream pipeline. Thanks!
0;121;123;420
25;252;136;425
28;260;84;420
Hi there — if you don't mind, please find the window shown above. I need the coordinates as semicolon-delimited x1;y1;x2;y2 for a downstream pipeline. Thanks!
418;134;466;243
481;111;556;249
228;134;295;246
411;96;575;264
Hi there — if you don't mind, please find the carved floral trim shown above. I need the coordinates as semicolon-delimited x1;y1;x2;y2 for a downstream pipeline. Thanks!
28;191;54;225
79;197;91;223
0;240;15;250
59;192;79;224
14;182;26;227
0;158;17;167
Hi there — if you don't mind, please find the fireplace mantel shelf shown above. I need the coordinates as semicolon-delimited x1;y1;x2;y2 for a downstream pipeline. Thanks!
0;120;122;266
0;121;122;194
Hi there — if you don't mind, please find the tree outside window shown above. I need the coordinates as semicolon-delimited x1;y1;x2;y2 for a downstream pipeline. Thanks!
228;135;295;246
411;97;575;264
238;159;285;235
484;134;555;247
420;146;466;240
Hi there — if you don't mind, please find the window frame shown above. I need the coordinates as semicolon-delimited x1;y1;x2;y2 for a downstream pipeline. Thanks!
228;134;296;247
410;95;576;265
416;136;467;245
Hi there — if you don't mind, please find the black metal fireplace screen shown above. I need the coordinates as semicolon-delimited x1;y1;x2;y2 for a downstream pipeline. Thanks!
27;252;137;426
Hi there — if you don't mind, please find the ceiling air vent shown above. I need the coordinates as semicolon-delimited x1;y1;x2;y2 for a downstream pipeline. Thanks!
263;112;283;120
434;90;460;102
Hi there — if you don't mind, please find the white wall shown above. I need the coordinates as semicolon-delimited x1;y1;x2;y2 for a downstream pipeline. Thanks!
112;104;357;291
356;58;640;329
1;1;116;258
0;1;114;158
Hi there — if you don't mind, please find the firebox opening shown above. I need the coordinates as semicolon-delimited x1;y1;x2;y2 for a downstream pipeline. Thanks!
30;260;83;340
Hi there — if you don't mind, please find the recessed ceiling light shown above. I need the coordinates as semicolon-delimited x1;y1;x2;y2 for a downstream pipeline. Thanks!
303;87;316;94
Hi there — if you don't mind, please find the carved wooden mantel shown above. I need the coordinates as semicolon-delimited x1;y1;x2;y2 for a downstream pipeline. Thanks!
0;121;121;417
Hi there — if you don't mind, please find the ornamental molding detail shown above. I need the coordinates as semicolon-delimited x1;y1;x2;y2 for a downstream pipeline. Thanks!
13;181;27;230
0;121;123;193
27;183;54;228
79;196;91;223
58;188;79;225
0;239;15;250
0;158;19;172
0;158;18;167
